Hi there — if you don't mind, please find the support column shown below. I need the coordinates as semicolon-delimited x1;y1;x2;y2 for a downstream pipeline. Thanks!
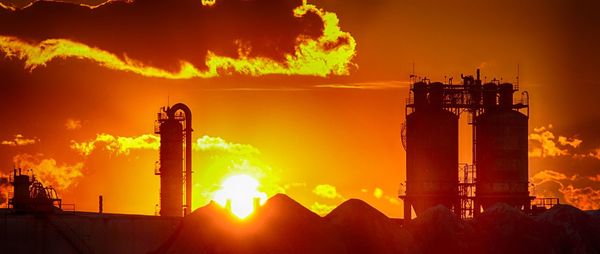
404;200;412;222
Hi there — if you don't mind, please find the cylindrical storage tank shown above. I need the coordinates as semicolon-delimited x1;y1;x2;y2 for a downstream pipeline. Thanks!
413;82;428;109
498;83;514;109
159;119;184;217
475;109;529;209
482;83;497;111
406;107;459;215
428;82;444;106
12;174;30;209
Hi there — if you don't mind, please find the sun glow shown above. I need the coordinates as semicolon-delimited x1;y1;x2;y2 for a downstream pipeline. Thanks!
213;174;267;219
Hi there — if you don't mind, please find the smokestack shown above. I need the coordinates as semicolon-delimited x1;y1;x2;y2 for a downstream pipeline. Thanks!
99;195;103;214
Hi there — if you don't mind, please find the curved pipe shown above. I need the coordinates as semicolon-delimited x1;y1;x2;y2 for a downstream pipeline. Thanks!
167;103;193;215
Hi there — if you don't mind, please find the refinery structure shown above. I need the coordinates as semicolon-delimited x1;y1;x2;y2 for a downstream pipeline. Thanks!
0;75;566;252
399;69;557;219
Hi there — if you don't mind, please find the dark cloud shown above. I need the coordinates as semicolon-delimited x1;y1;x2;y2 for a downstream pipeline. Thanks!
0;0;328;72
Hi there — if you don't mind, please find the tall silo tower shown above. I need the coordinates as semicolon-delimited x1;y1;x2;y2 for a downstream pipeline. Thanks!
155;103;193;217
401;82;459;219
474;83;532;214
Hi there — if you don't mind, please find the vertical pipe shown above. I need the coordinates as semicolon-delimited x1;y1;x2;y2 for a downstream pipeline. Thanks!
185;120;192;215
404;201;411;222
167;103;193;215
99;195;103;214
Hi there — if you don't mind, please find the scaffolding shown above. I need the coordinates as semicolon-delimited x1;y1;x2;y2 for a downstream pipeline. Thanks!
458;164;476;219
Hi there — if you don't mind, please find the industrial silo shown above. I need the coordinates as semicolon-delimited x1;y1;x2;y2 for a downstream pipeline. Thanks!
403;82;459;219
10;169;31;210
475;83;531;212
157;118;184;217
155;103;193;217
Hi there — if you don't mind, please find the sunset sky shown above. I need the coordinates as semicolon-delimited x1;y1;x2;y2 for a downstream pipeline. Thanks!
0;0;599;218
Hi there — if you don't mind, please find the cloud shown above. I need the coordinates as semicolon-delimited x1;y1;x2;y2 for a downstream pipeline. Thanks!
0;2;15;11
529;125;571;157
373;187;383;199
1;134;38;146
588;149;600;160
478;61;492;70
71;133;264;157
310;201;336;215
70;133;268;164
314;80;410;90
386;196;400;205
528;124;587;158
560;185;600;210
531;169;600;210
70;133;160;156
195;135;260;155
371;187;400;206
0;173;9;206
12;153;83;190
557;136;582;148
70;132;284;207
207;87;312;92
588;174;600;182
530;170;570;185
530;125;600;161
533;125;549;132
201;0;216;7
0;0;356;78
313;184;341;199
64;118;83;130
282;182;307;191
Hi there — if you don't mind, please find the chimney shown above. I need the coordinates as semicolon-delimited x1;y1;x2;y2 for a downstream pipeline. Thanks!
99;195;103;214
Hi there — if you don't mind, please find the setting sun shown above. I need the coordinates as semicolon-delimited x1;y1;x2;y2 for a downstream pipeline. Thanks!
213;174;268;219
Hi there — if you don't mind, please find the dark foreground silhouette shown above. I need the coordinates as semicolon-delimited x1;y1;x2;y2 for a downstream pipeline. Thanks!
156;194;600;254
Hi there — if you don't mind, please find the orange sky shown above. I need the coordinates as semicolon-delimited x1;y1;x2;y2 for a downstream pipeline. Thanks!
0;0;599;217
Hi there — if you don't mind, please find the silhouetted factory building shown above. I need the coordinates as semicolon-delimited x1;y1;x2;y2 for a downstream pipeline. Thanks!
400;70;541;219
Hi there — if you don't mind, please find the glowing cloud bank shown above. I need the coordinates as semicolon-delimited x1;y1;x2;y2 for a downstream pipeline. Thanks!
0;0;356;78
12;153;84;190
